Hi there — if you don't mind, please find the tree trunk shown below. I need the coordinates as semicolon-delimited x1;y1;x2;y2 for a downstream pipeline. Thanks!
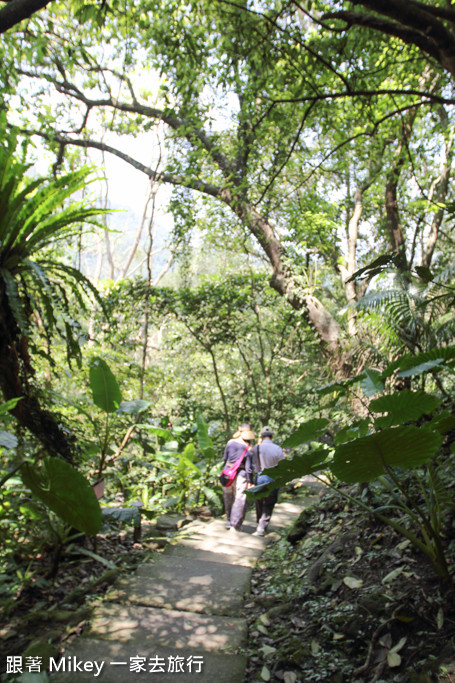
338;189;362;337
422;127;454;268
0;290;76;461
225;190;346;361
384;108;418;266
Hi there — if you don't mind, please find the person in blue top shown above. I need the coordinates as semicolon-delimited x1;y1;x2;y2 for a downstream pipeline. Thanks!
222;423;255;532
252;426;284;536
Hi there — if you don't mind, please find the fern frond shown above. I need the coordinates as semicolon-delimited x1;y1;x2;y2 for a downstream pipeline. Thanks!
357;289;409;311
202;485;223;509
0;267;28;333
40;260;105;312
431;264;455;289
433;316;455;345
1;177;47;250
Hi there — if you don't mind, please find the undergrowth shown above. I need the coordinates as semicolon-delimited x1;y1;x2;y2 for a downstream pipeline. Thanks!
245;483;455;683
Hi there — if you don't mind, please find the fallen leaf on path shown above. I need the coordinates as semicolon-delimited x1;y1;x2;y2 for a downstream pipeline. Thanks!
382;566;404;584
283;673;298;683
387;651;402;668
343;576;363;589
311;639;320;655
390;636;407;654
261;665;271;681
437;607;444;630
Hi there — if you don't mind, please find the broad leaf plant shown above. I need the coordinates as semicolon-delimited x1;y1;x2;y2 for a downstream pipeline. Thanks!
249;346;455;579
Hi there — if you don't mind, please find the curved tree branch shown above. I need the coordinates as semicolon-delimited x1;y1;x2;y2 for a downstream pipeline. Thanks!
0;0;52;33
22;67;238;178
26;129;225;199
262;88;455;107
323;1;455;80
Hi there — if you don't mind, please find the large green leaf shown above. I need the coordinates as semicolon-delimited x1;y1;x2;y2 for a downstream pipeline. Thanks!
89;356;123;413
415;265;434;283
21;457;102;535
196;413;216;458
0;430;18;449
138;424;174;441
427;410;455;435
360;369;384;397
0;397;22;415
182;442;195;461
398;359;446;378
334;418;370;445
370;390;440;428
282;418;329;448
102;506;141;528
348;253;396;282
330;426;441;484
383;346;455;379
177;454;201;476
116;399;151;415
316;376;360;397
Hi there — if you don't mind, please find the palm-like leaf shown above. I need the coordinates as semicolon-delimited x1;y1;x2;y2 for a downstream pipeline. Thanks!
0;136;107;362
0;130;107;458
357;282;455;356
1;167;101;257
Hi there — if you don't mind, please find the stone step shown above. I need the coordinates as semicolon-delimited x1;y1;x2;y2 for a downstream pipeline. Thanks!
86;602;247;651
49;487;322;683
162;542;259;568
182;519;263;545
262;500;315;530
105;555;252;616
174;534;264;563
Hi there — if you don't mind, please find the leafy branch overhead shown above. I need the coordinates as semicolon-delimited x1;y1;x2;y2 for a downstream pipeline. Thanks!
8;0;453;371
322;0;455;80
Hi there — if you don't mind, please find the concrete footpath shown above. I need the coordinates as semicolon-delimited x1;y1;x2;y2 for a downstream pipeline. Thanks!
52;487;319;682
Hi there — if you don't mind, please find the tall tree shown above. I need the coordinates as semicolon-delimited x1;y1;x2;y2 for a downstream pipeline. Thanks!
4;0;455;373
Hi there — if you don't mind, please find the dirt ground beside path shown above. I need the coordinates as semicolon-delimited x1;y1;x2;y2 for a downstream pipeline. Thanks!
244;485;455;683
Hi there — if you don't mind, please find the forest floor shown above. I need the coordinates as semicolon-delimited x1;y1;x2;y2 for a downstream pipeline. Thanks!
0;529;152;676
245;482;455;683
2;485;455;682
